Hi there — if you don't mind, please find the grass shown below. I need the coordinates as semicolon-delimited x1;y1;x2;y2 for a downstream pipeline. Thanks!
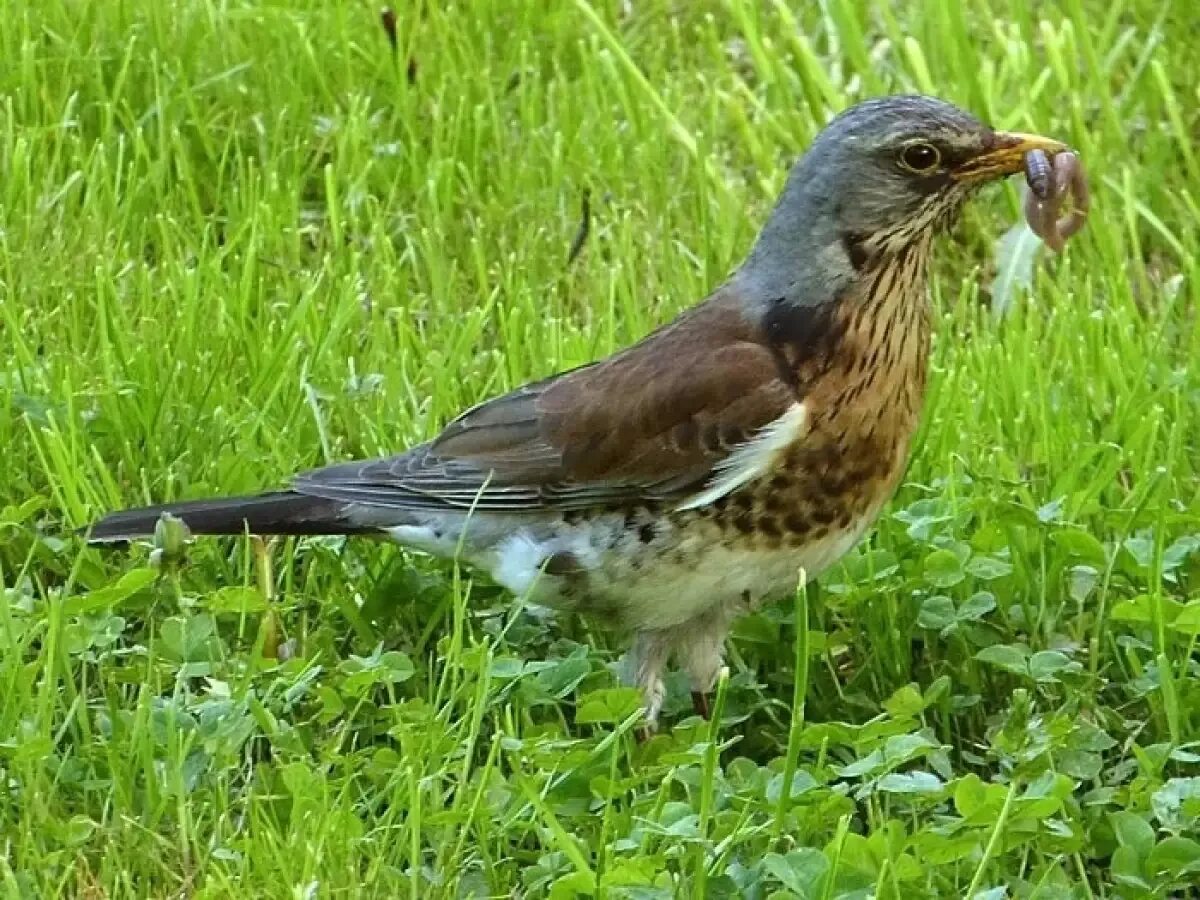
2;0;1199;896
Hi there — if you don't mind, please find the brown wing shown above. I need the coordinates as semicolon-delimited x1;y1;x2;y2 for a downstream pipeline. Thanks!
293;293;795;513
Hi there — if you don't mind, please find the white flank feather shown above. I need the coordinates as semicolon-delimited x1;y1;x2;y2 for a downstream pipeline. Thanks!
676;402;808;511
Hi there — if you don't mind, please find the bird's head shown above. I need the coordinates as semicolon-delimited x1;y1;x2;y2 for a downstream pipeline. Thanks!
737;95;1068;303
810;95;1066;251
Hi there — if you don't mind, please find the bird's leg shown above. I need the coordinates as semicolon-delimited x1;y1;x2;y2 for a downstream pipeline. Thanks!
674;611;732;722
621;630;672;740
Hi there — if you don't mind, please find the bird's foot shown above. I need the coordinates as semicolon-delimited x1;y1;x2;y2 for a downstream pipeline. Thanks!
623;631;670;741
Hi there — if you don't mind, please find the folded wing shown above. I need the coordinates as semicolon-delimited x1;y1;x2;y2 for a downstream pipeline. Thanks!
294;298;796;514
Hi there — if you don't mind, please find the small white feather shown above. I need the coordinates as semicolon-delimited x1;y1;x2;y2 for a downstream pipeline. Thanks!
491;533;548;597
676;402;808;511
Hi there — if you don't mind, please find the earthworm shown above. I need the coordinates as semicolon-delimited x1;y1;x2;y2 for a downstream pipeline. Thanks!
1022;150;1089;252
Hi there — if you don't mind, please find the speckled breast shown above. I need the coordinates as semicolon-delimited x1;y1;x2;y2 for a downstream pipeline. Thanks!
698;236;934;554
700;331;928;553
698;422;913;550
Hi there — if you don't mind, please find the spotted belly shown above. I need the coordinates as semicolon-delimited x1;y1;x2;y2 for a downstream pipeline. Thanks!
562;436;907;628
382;489;883;633
558;510;881;630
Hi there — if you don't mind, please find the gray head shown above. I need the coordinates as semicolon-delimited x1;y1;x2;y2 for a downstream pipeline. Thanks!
735;95;1067;305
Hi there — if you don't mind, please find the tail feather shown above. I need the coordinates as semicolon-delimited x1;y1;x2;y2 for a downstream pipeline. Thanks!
84;491;366;543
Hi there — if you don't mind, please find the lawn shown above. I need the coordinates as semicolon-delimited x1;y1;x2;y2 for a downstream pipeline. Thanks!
2;0;1199;896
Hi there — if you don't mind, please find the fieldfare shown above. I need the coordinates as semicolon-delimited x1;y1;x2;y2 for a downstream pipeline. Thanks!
88;95;1069;728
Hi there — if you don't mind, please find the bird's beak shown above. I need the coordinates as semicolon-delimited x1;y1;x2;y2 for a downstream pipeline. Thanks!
951;131;1070;184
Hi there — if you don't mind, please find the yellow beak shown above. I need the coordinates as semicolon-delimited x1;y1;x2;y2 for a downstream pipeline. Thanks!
951;131;1070;183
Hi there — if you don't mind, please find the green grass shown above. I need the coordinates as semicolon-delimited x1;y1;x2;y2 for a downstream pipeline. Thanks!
2;0;1199;896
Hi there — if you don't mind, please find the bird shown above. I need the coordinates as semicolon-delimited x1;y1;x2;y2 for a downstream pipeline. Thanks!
87;95;1067;730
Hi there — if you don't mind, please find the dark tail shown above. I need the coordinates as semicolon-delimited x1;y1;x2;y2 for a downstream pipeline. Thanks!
84;491;366;543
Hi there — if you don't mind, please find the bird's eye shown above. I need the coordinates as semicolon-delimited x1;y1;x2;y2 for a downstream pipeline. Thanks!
899;142;941;173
